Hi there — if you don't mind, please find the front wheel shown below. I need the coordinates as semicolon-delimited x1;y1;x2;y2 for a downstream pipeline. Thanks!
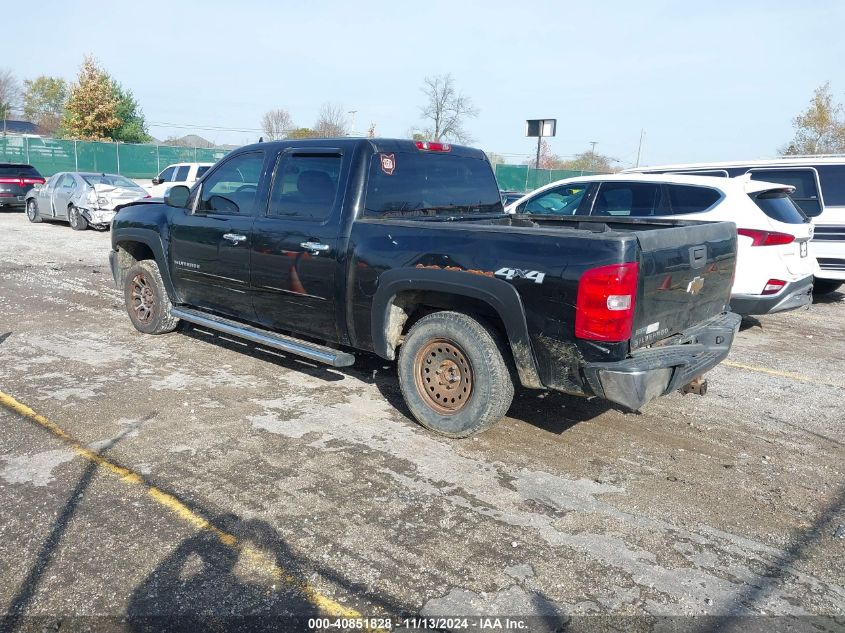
123;260;180;334
813;279;842;296
398;311;515;437
68;206;88;231
26;199;42;223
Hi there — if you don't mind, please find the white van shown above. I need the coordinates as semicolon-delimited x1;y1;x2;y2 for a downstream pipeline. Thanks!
626;157;845;295
145;162;213;198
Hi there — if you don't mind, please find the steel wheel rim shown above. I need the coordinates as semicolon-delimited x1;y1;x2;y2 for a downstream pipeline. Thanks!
413;337;473;414
130;273;155;323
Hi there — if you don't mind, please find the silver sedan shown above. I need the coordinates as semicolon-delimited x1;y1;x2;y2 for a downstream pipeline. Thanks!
24;172;149;230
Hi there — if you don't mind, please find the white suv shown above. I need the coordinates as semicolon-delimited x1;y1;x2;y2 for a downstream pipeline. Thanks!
145;162;213;197
505;173;815;316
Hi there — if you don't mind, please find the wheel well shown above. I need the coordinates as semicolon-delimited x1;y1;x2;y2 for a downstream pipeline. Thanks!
385;290;507;357
114;242;156;285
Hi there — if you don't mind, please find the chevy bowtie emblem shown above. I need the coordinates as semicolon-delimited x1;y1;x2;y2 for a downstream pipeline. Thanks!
686;276;705;294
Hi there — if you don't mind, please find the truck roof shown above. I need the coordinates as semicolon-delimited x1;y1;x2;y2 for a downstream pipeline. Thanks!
234;137;489;160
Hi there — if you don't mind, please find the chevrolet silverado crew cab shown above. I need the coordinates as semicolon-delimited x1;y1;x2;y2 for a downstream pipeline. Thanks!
109;138;741;437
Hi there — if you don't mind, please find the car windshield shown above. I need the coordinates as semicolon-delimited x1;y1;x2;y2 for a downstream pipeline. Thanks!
365;152;503;218
82;174;141;189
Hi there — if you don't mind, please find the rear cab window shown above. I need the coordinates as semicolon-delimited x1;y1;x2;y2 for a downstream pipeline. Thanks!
747;169;822;217
751;190;809;224
364;151;502;218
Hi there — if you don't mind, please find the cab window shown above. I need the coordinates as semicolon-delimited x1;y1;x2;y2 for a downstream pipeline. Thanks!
174;166;191;181
519;184;589;215
198;152;265;214
268;153;342;221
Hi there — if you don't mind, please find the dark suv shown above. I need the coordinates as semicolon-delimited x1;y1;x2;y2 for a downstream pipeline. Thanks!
0;164;45;210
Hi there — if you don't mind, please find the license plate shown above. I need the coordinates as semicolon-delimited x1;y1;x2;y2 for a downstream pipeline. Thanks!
800;241;808;257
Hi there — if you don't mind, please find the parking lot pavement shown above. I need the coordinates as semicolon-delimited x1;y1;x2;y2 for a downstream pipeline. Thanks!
0;212;843;628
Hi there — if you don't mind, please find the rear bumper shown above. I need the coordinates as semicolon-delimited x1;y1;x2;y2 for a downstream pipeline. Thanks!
583;311;741;411
729;276;813;316
0;195;25;209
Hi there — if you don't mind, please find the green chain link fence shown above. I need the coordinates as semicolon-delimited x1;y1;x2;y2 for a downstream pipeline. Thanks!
0;136;230;179
495;164;603;192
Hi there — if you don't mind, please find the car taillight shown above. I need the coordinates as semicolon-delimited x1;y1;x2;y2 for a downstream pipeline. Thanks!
737;228;794;246
21;177;45;185
575;262;638;342
762;279;786;295
415;141;451;152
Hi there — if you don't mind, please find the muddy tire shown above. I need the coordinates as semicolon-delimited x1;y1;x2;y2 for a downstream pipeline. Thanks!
68;206;88;231
812;279;842;296
124;260;180;335
26;199;42;223
398;311;514;437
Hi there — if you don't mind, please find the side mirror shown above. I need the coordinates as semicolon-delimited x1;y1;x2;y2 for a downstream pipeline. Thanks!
164;185;191;208
151;177;163;185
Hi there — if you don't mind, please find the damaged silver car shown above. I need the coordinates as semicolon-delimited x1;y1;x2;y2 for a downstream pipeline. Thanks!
24;172;149;230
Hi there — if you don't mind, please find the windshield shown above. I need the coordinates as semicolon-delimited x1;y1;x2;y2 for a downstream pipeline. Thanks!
82;173;141;189
364;152;503;218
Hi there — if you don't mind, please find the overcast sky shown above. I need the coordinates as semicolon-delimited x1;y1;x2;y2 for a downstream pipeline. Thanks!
4;0;843;166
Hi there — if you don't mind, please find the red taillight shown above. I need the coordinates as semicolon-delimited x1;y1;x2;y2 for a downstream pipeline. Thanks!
415;141;451;152
737;228;794;246
0;177;44;185
762;279;786;295
21;177;44;185
575;262;639;342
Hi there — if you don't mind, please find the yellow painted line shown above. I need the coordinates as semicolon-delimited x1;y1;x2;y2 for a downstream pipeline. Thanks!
0;391;362;620
722;360;843;389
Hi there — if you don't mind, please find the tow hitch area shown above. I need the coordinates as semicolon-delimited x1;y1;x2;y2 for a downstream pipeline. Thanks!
680;376;708;396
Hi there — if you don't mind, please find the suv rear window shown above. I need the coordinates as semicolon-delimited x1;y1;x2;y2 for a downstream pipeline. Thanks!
364;152;502;217
747;169;821;217
665;184;721;213
0;164;41;177
751;191;808;224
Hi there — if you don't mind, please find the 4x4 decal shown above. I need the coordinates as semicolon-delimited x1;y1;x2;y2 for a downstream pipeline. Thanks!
494;267;546;284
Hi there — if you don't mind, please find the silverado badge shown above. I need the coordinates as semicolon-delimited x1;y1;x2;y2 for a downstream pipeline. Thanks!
686;276;705;294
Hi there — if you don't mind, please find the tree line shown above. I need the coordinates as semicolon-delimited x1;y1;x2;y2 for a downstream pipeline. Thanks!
2;60;843;160
0;56;150;143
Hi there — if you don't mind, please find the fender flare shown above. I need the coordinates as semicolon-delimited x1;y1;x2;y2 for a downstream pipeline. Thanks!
112;228;179;303
371;268;542;388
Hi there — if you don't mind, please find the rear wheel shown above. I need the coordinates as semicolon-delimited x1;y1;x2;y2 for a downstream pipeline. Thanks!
398;311;514;437
26;199;41;223
68;206;88;231
813;279;842;295
123;260;180;334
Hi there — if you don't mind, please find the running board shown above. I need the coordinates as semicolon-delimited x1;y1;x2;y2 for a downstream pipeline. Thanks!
170;307;355;367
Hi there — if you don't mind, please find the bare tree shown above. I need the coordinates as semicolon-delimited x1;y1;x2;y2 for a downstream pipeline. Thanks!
313;103;348;138
0;68;21;121
261;108;293;140
419;74;479;144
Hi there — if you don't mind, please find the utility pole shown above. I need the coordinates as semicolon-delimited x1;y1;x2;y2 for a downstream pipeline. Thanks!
348;110;358;137
635;128;645;167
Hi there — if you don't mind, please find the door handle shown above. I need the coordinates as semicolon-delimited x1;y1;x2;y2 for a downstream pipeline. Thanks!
223;233;247;244
300;241;330;254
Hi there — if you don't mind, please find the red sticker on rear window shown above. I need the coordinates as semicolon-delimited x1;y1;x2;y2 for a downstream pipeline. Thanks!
380;153;396;176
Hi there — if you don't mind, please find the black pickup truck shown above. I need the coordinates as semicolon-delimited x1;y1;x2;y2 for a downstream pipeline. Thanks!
110;138;741;436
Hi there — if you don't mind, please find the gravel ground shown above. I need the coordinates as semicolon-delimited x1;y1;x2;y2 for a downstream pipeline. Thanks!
0;211;842;632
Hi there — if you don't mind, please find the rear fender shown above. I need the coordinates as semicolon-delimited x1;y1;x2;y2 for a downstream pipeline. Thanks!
372;268;543;388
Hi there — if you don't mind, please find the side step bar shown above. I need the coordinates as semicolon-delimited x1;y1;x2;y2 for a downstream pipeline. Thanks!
170;307;355;368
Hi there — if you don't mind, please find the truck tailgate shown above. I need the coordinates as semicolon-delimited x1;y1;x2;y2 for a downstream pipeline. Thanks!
631;221;736;349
